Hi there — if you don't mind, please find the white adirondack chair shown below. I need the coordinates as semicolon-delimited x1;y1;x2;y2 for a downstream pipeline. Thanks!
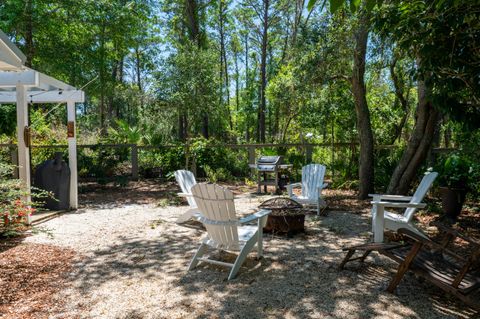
174;170;202;223
286;164;328;215
188;183;271;280
370;171;438;242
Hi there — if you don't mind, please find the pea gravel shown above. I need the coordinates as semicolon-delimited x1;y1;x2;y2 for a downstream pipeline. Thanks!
24;189;477;319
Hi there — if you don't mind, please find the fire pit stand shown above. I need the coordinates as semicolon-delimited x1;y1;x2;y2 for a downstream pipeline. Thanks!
259;197;306;237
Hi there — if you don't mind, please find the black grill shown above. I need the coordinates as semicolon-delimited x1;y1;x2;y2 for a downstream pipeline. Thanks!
254;156;291;193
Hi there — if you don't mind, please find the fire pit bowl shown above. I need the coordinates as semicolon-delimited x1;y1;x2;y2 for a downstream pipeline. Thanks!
259;197;306;236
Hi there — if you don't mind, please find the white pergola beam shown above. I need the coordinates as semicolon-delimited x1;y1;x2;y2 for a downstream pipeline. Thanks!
0;69;38;87
0;90;85;103
0;30;26;70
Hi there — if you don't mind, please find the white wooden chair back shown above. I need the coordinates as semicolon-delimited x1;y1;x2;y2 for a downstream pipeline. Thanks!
301;164;327;199
191;183;240;250
404;172;438;221
174;170;197;208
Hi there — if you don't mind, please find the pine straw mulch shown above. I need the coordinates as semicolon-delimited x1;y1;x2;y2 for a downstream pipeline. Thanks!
0;240;76;319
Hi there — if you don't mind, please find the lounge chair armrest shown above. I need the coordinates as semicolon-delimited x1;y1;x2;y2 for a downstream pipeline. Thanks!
177;192;193;197
286;182;302;189
371;201;426;209
432;221;480;247
239;209;271;224
369;194;413;201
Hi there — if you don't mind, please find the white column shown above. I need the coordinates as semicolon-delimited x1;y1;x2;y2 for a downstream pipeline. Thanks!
67;100;78;209
16;84;31;224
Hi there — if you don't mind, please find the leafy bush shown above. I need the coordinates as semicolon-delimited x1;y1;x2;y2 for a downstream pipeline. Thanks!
0;163;50;237
204;165;233;183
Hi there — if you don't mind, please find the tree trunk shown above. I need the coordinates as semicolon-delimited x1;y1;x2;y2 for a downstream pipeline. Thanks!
387;72;440;194
258;0;269;143
23;0;34;67
135;47;142;91
99;23;106;134
389;58;410;144
234;48;240;113
352;11;374;199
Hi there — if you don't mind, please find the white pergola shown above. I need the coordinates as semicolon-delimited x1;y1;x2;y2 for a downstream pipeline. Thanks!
0;30;85;219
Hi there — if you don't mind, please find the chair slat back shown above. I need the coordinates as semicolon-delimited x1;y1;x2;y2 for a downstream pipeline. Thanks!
174;170;197;208
301;164;327;200
191;183;239;249
404;172;438;221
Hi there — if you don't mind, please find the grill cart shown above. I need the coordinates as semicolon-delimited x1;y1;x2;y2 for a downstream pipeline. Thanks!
250;156;292;194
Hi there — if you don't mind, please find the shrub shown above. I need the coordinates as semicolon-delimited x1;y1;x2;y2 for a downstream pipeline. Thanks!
0;163;50;237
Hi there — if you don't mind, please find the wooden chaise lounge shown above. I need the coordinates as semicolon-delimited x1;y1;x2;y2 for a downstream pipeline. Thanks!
340;223;480;310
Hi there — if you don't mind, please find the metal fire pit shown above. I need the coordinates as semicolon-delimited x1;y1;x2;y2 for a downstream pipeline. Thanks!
251;156;292;193
259;197;305;236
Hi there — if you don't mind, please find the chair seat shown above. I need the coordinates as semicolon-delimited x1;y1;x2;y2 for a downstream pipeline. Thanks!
203;225;258;251
291;195;314;204
384;211;408;223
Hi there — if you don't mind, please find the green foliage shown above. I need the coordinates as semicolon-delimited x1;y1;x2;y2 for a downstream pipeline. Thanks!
204;165;233;183
189;138;248;178
435;153;473;189
0;163;51;237
0;105;16;136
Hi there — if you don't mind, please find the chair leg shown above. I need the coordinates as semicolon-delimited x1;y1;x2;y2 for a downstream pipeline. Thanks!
257;217;266;257
188;243;208;271
339;249;356;270
359;250;371;262
228;236;258;280
386;242;422;293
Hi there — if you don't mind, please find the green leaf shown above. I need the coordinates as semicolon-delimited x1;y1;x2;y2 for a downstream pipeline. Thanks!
307;0;318;11
366;0;376;11
330;0;344;13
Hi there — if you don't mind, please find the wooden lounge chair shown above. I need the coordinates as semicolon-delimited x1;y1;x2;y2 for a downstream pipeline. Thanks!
340;223;480;310
369;171;438;242
188;183;271;280
286;164;328;215
174;170;202;223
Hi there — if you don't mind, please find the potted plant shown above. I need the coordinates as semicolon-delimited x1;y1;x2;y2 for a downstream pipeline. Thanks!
436;153;473;221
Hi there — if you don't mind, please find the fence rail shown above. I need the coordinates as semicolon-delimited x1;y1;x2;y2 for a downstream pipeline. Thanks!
0;142;455;181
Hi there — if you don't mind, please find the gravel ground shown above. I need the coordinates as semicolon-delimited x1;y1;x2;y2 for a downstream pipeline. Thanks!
24;188;478;319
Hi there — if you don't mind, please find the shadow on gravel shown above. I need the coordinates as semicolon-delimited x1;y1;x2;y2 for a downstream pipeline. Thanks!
69;209;478;319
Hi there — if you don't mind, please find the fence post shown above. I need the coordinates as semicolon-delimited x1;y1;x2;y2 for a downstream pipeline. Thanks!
306;144;313;164
131;144;138;181
10;146;19;178
248;146;256;176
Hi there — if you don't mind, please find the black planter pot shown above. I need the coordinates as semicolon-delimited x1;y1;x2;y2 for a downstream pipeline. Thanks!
439;186;467;221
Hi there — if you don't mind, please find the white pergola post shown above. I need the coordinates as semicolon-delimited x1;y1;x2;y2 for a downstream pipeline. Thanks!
15;83;32;223
1;29;85;216
67;100;78;209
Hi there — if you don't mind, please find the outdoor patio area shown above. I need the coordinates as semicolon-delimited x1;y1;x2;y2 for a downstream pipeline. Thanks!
1;181;477;319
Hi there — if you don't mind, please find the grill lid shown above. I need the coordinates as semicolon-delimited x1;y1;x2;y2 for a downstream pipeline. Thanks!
257;156;282;165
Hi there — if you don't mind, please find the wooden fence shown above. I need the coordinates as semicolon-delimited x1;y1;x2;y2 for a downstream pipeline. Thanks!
0;142;455;181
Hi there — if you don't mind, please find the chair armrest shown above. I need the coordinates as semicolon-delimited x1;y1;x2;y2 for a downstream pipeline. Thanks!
286;182;302;189
432;221;480;247
177;192;193;197
369;194;413;201
317;183;328;193
286;182;302;197
239;209;271;224
371;201;426;209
